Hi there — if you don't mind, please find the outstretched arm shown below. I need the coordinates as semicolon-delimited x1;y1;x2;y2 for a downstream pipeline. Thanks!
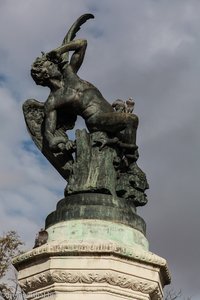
47;39;87;73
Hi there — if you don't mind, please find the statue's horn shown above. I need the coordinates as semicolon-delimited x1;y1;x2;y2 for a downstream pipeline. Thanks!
60;13;94;64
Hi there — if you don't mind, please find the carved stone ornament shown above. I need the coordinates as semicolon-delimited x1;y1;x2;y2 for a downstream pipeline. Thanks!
19;270;162;300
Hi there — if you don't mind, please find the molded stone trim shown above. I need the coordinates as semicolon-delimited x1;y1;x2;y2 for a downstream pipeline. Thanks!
13;240;170;284
19;270;162;300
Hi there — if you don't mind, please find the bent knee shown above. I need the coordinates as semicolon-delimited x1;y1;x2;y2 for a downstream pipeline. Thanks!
126;114;139;127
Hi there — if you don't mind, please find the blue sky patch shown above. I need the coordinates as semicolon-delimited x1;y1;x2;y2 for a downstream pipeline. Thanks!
22;140;39;154
0;73;7;84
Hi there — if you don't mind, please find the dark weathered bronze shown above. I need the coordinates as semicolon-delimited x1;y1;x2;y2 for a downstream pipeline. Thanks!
23;14;148;233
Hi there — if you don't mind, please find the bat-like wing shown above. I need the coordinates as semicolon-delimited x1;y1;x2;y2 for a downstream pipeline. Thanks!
22;99;73;180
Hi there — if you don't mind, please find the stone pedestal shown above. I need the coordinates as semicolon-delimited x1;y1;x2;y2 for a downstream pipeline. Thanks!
13;220;170;300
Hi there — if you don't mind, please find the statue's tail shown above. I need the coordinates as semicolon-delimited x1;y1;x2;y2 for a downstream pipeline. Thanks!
61;13;94;64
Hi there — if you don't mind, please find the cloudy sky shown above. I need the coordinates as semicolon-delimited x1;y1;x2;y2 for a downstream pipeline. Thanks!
0;0;200;298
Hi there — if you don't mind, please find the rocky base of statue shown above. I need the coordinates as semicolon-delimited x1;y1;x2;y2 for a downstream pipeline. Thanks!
45;129;148;234
13;222;171;300
65;129;148;206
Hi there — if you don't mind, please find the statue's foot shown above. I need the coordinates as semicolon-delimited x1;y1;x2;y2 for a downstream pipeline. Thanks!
99;137;119;150
65;140;75;151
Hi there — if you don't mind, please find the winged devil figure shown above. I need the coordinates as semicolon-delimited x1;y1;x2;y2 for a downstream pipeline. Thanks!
23;14;139;181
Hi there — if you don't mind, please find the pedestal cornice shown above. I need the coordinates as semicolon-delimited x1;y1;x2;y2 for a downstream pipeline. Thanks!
13;240;170;285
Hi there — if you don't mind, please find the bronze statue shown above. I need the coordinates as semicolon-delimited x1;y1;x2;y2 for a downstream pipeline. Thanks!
23;14;149;233
30;36;138;154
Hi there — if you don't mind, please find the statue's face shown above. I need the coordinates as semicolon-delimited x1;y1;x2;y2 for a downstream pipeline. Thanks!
31;58;61;87
43;61;61;79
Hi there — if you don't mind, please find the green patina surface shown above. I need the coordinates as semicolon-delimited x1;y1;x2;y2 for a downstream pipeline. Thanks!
47;220;149;250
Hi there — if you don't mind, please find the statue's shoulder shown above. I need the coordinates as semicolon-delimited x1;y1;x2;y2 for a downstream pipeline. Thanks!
62;63;77;79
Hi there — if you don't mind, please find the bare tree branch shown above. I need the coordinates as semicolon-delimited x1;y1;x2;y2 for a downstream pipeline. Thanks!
0;231;24;300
